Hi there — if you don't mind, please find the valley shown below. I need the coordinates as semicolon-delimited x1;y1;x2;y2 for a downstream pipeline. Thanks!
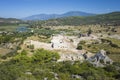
0;11;120;80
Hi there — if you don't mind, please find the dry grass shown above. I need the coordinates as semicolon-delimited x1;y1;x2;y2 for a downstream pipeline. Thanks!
0;48;11;56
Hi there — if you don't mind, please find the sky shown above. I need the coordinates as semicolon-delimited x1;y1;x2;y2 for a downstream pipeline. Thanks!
0;0;120;18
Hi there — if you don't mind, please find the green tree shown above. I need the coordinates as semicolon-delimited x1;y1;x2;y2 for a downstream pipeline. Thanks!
87;28;92;36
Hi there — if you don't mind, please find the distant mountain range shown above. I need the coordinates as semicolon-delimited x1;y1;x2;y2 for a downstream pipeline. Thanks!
0;11;119;26
34;12;120;26
22;11;96;20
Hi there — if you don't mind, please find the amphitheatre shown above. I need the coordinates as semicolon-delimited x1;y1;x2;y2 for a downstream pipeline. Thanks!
23;34;99;62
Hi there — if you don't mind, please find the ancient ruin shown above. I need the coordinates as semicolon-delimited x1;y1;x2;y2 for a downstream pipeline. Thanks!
85;50;113;67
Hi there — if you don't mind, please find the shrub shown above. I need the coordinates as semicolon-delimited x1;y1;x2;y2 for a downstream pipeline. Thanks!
17;46;21;50
21;50;28;55
79;41;86;45
104;65;116;72
87;28;92;36
32;49;60;63
76;45;82;50
29;45;34;49
110;43;119;48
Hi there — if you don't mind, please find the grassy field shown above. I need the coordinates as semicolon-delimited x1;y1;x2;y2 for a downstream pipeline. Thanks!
0;24;29;31
0;25;18;31
45;25;120;36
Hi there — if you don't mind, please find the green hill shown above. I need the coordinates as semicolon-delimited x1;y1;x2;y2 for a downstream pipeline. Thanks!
34;12;120;26
0;18;21;26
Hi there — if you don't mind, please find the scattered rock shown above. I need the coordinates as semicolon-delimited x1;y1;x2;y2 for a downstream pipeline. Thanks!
72;74;82;79
87;50;113;67
44;77;48;80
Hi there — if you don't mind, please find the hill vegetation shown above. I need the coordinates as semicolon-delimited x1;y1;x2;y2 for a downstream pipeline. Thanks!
28;12;120;27
0;49;120;80
0;11;120;80
23;11;95;20
0;18;23;26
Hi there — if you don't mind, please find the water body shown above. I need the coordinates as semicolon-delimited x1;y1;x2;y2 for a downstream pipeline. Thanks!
16;26;29;32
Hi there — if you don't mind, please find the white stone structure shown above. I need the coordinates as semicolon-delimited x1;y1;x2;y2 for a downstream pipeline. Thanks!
23;34;98;62
51;35;74;49
24;40;51;49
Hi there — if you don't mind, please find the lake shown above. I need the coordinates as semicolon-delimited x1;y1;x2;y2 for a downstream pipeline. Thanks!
16;26;29;32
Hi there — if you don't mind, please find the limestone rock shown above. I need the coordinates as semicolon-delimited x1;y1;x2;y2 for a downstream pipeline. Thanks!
87;50;113;67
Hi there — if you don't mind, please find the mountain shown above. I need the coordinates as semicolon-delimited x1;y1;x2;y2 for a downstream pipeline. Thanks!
30;12;120;26
23;11;95;20
61;11;95;17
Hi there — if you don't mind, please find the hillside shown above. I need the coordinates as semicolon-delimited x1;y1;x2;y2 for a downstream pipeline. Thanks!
0;11;120;80
23;11;95;20
36;12;120;26
0;18;21;23
0;18;21;26
0;25;120;80
8;11;119;27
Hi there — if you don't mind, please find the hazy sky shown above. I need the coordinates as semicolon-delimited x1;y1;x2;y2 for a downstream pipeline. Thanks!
0;0;120;18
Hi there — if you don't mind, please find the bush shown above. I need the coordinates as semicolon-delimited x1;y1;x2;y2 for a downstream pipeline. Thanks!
87;28;92;36
76;45;82;50
21;50;28;55
79;41;86;45
29;45;34;49
32;49;60;63
17;46;21;50
110;43;119;48
104;65;116;72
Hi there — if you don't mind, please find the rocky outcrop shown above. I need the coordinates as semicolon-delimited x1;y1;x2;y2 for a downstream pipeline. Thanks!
85;50;113;67
51;35;75;49
57;52;84;62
